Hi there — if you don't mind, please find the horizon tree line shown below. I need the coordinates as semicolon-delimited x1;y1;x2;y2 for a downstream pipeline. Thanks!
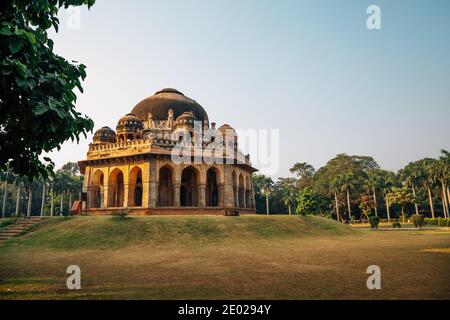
0;162;82;218
253;150;449;222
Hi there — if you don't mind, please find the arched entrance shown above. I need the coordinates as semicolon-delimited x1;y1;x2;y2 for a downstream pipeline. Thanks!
245;175;252;208
129;166;143;207
206;167;219;207
232;171;238;207
90;170;104;208
180;166;199;207
108;169;125;207
158;166;174;206
238;174;245;208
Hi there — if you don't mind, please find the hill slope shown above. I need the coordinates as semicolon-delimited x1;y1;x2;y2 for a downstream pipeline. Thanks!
4;215;358;250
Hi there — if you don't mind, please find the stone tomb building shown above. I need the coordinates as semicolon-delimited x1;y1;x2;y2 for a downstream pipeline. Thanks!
78;88;257;215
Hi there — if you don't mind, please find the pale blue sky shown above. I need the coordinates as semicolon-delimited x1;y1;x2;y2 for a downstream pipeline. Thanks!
48;0;450;177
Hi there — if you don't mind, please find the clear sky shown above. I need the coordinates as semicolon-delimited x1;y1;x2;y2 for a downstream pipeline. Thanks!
48;0;450;177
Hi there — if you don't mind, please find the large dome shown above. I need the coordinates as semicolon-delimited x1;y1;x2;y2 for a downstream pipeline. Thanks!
130;88;208;122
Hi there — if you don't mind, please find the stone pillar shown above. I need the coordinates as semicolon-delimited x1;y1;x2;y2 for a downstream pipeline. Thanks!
123;183;129;208
82;166;91;210
173;182;181;207
103;169;109;208
149;158;157;208
218;184;224;207
243;187;247;208
199;183;206;207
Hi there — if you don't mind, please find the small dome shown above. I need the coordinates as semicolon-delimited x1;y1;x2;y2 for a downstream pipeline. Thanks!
176;111;196;125
93;126;116;144
218;124;236;134
116;113;144;133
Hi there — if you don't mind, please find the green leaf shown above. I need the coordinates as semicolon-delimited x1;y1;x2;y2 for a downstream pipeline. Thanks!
9;39;25;54
32;103;49;116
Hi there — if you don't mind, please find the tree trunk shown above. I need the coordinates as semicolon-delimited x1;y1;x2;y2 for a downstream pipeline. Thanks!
427;186;435;219
288;204;291;216
442;182;449;218
68;192;72;214
412;183;419;215
27;188;32;218
385;196;391;222
15;184;21;217
50;187;54;217
60;192;64;216
265;194;269;215
442;188;448;219
334;191;340;222
346;188;352;223
373;187;378;217
40;184;46;217
2;178;8;218
401;207;405;224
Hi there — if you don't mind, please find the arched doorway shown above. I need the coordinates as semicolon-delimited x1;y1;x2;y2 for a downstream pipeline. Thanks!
180;166;199;207
90;170;104;208
245;175;252;208
206;167;219;207
108;169;125;207
129;166;143;207
158;166;173;206
238;174;245;208
232;171;238;207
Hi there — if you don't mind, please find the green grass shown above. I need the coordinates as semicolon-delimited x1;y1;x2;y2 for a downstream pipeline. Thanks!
0;218;16;229
1;215;448;300
2;215;357;250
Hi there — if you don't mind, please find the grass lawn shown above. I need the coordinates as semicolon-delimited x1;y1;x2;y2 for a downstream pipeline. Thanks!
0;218;16;229
0;215;449;300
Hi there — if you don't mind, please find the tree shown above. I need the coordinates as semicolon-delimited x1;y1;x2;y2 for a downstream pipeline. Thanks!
365;169;384;217
290;162;315;188
358;194;376;220
377;170;397;222
253;174;274;215
330;177;342;222
399;162;423;215
387;187;416;224
278;179;297;216
0;0;95;180
296;188;319;216
340;172;356;223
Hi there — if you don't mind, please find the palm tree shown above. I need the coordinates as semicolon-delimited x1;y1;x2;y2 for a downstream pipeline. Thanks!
400;165;420;215
259;176;274;215
378;170;396;222
438;150;449;218
40;180;47;217
2;162;10;218
423;160;437;218
340;173;355;223
430;154;449;218
281;186;296;216
365;170;382;217
330;177;342;222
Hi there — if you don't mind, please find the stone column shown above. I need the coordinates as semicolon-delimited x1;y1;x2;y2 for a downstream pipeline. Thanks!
123;183;129;208
103;169;109;208
173;182;181;207
82;166;91;210
218;184;224;207
199;183;206;207
149;158;157;208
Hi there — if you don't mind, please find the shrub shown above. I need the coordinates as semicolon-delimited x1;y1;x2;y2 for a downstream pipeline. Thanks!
369;216;380;230
412;214;425;229
392;221;402;228
424;218;450;227
114;210;130;219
